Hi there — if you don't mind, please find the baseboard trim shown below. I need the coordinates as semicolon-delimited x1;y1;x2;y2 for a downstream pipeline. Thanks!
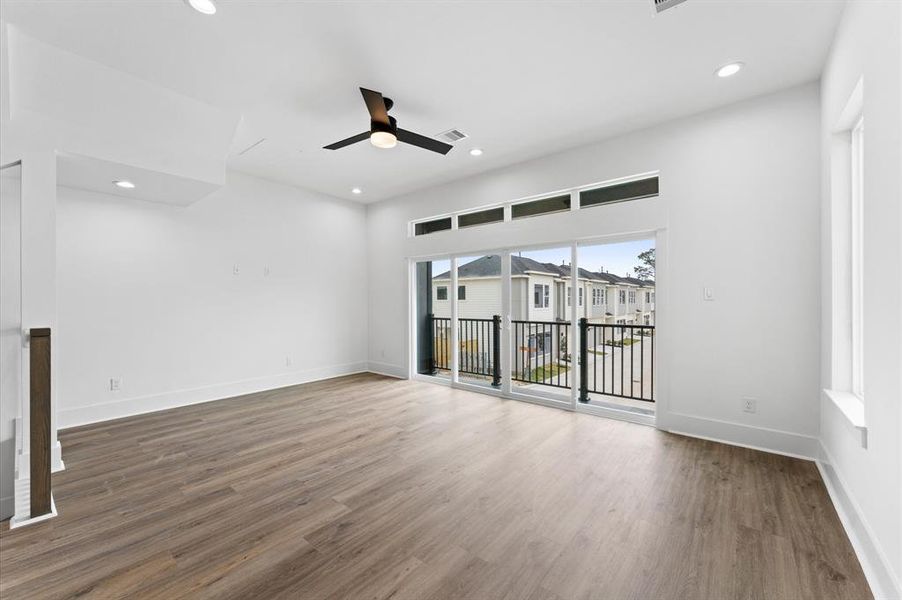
0;495;13;522
664;411;819;460
366;361;408;379
10;494;56;529
59;361;369;429
817;443;901;600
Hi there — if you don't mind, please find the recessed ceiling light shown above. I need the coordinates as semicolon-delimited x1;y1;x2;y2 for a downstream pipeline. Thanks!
351;187;362;195
186;0;217;15
113;180;135;189
715;62;744;78
469;148;483;156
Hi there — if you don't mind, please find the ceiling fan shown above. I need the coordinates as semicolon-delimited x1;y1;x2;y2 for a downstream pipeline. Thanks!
323;88;453;155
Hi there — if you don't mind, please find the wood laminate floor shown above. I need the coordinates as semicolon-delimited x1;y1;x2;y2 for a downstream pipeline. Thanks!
0;373;871;599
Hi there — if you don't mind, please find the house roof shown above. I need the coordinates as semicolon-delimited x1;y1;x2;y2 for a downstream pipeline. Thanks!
434;255;654;286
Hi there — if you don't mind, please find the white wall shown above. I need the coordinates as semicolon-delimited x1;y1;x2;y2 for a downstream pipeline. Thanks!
819;1;901;597
56;171;368;427
367;83;822;456
0;164;22;519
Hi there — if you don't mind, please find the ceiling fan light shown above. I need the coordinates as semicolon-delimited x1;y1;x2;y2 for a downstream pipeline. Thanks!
370;131;397;149
187;0;217;15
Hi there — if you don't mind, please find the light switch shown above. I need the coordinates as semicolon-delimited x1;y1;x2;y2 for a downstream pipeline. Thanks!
703;287;714;301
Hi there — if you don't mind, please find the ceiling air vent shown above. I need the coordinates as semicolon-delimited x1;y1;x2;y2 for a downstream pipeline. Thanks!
436;129;468;144
653;0;687;13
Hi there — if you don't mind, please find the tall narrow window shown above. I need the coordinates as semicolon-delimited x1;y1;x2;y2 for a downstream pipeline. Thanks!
533;284;549;308
850;117;864;398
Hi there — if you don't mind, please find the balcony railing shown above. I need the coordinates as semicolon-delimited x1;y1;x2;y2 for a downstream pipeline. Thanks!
578;320;654;403
426;315;654;403
512;320;571;389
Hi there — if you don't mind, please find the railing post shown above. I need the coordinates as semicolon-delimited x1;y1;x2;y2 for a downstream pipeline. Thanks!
426;313;437;375
29;328;52;518
491;315;502;387
578;318;589;403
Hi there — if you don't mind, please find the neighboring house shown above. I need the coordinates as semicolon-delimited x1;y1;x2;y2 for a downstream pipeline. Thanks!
432;255;654;326
429;256;654;377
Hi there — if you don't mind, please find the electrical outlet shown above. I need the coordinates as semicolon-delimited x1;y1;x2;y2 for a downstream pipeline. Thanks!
742;397;757;414
233;264;240;275
703;287;715;301
285;356;292;367
110;377;122;392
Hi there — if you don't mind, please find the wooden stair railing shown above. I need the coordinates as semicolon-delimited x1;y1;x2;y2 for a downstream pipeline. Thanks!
29;327;52;518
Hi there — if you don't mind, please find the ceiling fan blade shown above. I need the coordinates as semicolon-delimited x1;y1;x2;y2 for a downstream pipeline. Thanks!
396;128;453;155
360;87;390;126
323;131;370;150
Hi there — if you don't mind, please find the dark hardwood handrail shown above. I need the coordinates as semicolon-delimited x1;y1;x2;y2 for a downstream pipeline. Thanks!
29;327;52;518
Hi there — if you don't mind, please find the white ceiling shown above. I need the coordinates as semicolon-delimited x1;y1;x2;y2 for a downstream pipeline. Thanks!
1;0;844;203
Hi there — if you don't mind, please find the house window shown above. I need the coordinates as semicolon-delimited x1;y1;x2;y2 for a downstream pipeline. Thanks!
580;176;659;209
533;284;549;308
850;116;864;397
829;78;865;403
458;285;467;301
414;217;452;236
651;292;655;303
618;290;626;304
512;194;571;219
645;291;651;302
437;286;448;300
458;207;504;228
629;291;636;304
567;287;583;307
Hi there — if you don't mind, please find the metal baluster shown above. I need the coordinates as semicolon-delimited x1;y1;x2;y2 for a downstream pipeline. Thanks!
640;327;645;400
620;325;624;398
651;327;654;402
630;325;634;399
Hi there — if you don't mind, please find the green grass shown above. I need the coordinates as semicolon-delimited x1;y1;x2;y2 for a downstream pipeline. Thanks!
528;364;570;380
604;338;638;347
590;350;608;356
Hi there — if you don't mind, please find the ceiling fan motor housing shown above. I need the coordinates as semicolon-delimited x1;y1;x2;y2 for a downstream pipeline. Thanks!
371;116;398;135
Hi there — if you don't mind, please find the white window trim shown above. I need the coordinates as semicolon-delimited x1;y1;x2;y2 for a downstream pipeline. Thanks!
850;116;864;400
825;77;866;447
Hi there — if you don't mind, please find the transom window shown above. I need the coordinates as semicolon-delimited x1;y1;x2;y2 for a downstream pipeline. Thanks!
410;173;659;236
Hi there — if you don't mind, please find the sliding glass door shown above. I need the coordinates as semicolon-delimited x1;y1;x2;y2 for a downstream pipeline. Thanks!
414;258;451;381
508;246;573;405
412;238;656;417
456;255;502;388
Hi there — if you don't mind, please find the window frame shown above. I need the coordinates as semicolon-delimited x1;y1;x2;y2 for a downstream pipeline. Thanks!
436;286;448;301
533;283;549;308
850;116;864;399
